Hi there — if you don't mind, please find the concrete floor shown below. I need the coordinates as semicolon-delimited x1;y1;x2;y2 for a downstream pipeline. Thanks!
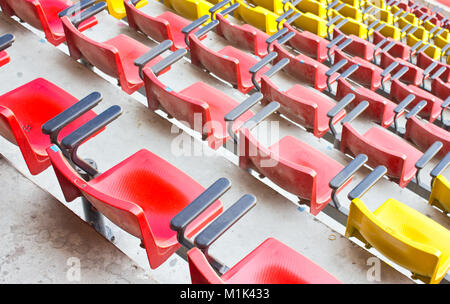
0;0;448;284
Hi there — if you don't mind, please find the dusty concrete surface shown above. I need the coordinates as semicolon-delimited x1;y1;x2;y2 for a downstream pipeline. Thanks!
0;156;158;284
0;0;447;284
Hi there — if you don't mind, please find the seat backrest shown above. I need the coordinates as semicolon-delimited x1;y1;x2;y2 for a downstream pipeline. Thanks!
0;0;46;31
284;24;324;60
239;128;316;203
260;76;318;135
340;124;407;179
216;14;260;55
405;116;450;158
272;44;319;86
189;35;239;87
124;1;171;45
61;16;120;79
416;52;450;83
142;69;210;136
166;0;211;20
187;248;225;284
292;12;328;38
235;0;277;34
346;198;440;280
429;175;450;213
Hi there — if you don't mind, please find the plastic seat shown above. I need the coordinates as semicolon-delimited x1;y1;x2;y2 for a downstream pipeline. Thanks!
334;48;385;90
102;0;147;19
333;28;378;61
164;0;213;20
216;11;269;57
188;23;269;93
0;78;100;175
61;4;166;95
138;43;254;149
0;34;14;67
284;23;330;62
346;198;450;284
240;132;351;214
341;124;423;187
405;116;450;158
379;53;423;85
390;79;443;122
431;76;450;101
256;54;347;137
416;51;450;83
188;238;342;284
273;43;339;91
47;146;223;269
234;0;280;35
429;175;450;214
0;0;98;46
124;1;193;50
373;32;410;60
336;78;398;127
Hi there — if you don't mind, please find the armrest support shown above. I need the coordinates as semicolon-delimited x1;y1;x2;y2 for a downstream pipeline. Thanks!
0;34;14;52
134;40;173;80
405;100;427;120
430;152;450;180
170;178;232;249
327;93;355;138
348;166;387;200
340;100;369;125
329;154;368;211
194;194;256;250
224;93;263;143
393;94;415;131
194;20;219;39
58;0;95;17
70;2;105;28
326;59;349;92
209;0;232;19
415;142;443;185
249;52;278;90
60;105;122;177
151;49;187;76
181;15;210;47
42;92;102;147
241;102;280;131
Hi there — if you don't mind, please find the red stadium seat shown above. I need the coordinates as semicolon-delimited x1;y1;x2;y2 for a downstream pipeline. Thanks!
372;31;410;61
46;107;223;269
404;107;450;158
61;2;166;95
185;18;269;93
0;34;14;67
416;51;450;83
136;41;254;149
390;78;444;122
187;238;342;284
124;0;194;50
335;64;400;128
379;52;424;86
430;68;450;100
213;2;270;58
231;102;366;215
0;78;102;175
340;111;442;187
253;53;348;138
0;0;98;46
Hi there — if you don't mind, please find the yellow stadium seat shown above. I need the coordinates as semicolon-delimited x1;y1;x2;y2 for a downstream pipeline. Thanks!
365;0;386;10
429;175;450;214
377;22;401;40
250;0;284;15
165;0;214;20
370;7;393;24
406;36;441;59
336;3;363;22
292;10;330;37
295;0;328;19
346;198;450;284
340;0;361;7
330;10;369;38
99;0;148;19
434;31;450;49
234;0;279;34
